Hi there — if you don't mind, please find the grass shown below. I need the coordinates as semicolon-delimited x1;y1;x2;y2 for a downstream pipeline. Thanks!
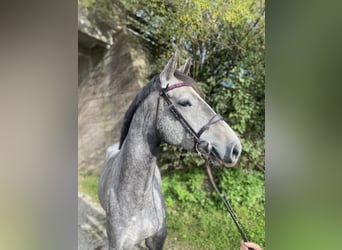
79;174;100;203
165;204;265;249
162;167;265;249
78;168;265;249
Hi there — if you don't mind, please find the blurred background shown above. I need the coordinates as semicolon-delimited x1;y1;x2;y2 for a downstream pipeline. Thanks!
1;0;342;250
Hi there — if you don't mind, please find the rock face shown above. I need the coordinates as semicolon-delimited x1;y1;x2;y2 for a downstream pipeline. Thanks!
78;30;150;174
78;0;116;84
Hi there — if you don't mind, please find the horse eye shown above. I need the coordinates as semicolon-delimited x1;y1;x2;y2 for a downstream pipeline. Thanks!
177;100;192;107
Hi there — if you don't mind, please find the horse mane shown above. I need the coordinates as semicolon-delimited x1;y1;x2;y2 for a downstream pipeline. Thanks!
118;70;202;149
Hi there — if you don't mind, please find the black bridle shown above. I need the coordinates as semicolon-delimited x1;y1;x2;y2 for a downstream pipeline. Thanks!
157;82;253;249
158;82;223;152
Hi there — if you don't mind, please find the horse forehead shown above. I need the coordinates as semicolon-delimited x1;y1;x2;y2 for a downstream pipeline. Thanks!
170;86;198;98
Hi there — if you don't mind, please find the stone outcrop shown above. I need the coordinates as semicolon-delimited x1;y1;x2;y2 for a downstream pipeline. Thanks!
78;3;150;174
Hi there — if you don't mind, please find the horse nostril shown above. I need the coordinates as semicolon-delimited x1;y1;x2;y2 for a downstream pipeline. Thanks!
231;144;240;160
223;143;241;164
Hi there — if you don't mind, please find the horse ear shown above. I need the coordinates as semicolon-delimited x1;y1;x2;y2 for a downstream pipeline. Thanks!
178;58;192;75
160;50;178;88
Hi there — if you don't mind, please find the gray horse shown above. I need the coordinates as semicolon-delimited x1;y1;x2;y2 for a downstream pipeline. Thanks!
98;51;241;250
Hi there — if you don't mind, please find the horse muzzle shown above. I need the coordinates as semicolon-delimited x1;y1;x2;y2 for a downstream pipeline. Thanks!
196;141;241;166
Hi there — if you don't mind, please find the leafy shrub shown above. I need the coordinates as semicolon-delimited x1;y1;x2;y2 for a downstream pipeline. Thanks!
161;165;265;249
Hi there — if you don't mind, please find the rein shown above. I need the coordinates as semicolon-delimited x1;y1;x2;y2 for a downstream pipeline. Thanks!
157;82;253;250
202;156;253;250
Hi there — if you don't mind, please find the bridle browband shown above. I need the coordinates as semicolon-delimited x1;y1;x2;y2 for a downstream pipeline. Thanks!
156;82;253;249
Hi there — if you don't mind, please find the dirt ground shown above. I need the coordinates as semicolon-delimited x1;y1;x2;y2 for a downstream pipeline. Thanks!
78;192;107;250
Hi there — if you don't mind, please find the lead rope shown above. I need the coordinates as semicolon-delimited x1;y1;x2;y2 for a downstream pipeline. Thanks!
202;155;254;250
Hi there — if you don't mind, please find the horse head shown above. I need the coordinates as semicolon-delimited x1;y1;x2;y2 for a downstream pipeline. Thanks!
156;51;241;166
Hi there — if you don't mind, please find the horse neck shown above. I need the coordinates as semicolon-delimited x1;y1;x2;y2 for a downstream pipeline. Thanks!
119;95;160;193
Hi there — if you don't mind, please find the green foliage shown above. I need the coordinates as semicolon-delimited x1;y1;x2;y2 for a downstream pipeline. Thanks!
199;53;265;170
79;174;99;203
158;142;265;248
162;167;265;249
79;166;265;249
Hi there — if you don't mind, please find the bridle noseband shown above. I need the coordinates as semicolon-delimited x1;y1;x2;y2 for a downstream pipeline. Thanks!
158;82;223;155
